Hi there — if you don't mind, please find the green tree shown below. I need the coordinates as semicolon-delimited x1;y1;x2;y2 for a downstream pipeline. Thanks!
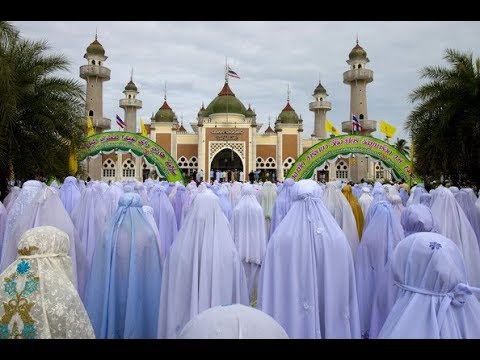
0;21;85;200
394;138;410;157
406;49;480;186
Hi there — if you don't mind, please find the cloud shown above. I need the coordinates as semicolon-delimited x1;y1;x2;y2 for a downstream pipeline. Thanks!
12;21;480;142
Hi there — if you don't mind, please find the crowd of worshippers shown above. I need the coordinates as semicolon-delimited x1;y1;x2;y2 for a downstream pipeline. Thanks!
0;177;480;339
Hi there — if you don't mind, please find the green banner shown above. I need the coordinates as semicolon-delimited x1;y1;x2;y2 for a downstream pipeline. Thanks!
79;131;185;184
287;135;421;183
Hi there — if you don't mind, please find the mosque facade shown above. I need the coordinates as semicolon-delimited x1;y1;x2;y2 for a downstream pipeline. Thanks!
81;36;391;183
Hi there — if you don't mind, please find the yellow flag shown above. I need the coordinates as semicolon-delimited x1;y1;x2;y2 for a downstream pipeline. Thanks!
379;120;396;138
326;120;340;135
68;143;78;176
140;117;147;137
87;116;95;137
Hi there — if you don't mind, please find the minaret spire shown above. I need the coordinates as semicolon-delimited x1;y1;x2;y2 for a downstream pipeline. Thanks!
287;84;290;102
164;81;167;101
130;67;134;82
95;27;98;41
356;33;359;45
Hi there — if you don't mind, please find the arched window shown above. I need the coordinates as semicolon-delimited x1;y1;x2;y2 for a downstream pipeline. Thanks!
128;95;132;99
320;97;323;101
353;65;356;69
88;110;94;117
122;159;136;177
359;114;364;120
98;61;102;65
282;157;295;172
177;156;198;175
375;162;385;179
335;159;349;179
92;60;96;65
102;158;116;178
358;64;362;69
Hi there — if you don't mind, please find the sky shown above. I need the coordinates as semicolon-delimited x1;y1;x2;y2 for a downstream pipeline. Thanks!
12;21;480;143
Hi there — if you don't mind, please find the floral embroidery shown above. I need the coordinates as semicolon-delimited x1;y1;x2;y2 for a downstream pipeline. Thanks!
361;330;369;339
429;242;442;250
17;260;30;275
0;260;39;339
17;246;39;257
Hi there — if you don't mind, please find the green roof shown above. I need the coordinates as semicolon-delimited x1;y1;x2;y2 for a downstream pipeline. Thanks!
203;83;247;117
154;101;176;122
349;41;367;60
125;80;137;91
86;39;105;56
313;81;327;95
278;102;299;124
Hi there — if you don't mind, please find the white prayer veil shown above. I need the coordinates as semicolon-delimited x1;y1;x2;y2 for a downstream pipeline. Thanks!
0;226;94;339
378;232;480;339
157;191;249;339
178;304;289;339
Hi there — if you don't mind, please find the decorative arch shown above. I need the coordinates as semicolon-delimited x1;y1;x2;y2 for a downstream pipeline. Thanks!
210;147;244;171
286;134;421;183
80;131;185;184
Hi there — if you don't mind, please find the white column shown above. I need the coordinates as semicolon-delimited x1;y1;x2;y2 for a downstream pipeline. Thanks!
297;131;303;157
116;153;123;181
197;126;205;179
276;130;284;181
135;156;143;181
171;129;177;161
250;126;257;174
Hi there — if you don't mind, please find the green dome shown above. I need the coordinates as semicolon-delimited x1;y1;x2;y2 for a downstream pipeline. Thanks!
278;102;299;124
245;104;255;118
313;81;327;95
349;41;367;60
154;101;176;122
86;39;105;56
203;83;247;117
125;80;137;91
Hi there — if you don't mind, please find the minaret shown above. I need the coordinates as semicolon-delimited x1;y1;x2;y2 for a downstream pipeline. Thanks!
309;80;331;139
342;37;376;135
119;71;142;133
79;33;111;132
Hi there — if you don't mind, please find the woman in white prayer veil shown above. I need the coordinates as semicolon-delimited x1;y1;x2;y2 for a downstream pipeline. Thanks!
3;186;88;298
358;186;373;220
59;176;81;215
430;185;480;288
157;189;249;339
269;178;295;239
322;181;359;256
378;232;480;339
258;179;360;339
0;226;95;339
0;180;44;273
454;190;480;246
230;183;268;303
2;186;20;213
354;200;404;339
260;181;277;235
103;181;124;217
384;185;405;223
71;181;109;275
178;304;289;339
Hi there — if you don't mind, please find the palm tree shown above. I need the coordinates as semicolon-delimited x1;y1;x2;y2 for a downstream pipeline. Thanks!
405;49;480;186
0;21;85;200
394;138;410;157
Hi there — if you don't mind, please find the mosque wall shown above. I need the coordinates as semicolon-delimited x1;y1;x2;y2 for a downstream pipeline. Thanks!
156;133;171;153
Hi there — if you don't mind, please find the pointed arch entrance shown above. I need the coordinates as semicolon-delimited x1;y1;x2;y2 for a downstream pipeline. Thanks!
210;148;243;172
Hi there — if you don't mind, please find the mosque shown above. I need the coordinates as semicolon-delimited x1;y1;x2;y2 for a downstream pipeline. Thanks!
81;36;391;183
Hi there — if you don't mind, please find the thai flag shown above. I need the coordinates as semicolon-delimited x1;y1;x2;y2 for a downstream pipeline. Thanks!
352;114;363;132
116;114;126;129
227;66;240;79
